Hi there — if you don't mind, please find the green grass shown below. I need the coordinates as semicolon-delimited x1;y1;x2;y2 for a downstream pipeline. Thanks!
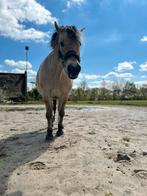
67;100;147;107
0;107;45;112
0;100;147;109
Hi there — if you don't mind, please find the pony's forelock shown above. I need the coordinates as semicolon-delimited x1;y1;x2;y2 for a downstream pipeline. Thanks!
50;25;81;49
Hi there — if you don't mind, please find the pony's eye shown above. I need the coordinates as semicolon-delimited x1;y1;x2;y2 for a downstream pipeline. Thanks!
60;41;64;47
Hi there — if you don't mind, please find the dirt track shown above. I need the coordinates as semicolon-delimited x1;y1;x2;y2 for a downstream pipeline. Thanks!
0;105;147;196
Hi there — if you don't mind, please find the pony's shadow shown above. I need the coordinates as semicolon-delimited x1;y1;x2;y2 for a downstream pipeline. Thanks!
0;129;53;195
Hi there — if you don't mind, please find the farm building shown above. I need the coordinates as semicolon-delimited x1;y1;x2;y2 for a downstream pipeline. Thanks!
0;72;27;102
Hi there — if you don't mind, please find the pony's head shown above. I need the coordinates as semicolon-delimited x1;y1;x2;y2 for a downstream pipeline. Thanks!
51;22;84;79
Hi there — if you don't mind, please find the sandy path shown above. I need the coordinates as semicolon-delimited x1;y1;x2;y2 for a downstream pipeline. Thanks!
0;105;147;196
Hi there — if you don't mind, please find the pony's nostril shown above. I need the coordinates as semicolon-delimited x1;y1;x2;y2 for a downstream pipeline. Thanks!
68;64;81;76
67;64;74;73
76;64;81;73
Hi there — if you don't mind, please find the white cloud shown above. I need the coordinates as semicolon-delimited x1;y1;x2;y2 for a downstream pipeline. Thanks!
115;61;135;72
27;69;37;78
4;59;32;69
11;68;24;73
88;79;114;89
62;0;85;11
67;0;85;8
139;62;147;71
104;71;134;79
11;68;36;77
135;80;147;87
141;75;147;79
140;36;147;42
79;73;101;80
73;73;100;88
0;0;57;42
73;78;82;88
0;70;8;73
73;71;134;88
73;77;115;89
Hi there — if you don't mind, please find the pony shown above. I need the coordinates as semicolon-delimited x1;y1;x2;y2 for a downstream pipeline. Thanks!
36;22;84;140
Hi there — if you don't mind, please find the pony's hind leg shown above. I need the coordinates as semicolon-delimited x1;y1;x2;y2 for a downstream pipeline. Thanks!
56;98;67;137
45;100;53;140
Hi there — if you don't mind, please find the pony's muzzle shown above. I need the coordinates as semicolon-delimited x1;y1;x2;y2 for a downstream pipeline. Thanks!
67;63;81;79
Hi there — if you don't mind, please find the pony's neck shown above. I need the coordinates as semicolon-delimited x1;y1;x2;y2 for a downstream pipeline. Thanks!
53;48;62;66
53;47;59;58
51;48;65;77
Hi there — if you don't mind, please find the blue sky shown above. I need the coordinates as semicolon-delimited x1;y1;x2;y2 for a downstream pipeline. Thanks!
0;0;147;89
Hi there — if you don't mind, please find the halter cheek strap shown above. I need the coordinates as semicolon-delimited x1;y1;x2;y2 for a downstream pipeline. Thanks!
58;50;80;67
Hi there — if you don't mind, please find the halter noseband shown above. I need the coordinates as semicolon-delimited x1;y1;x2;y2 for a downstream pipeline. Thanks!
58;50;80;67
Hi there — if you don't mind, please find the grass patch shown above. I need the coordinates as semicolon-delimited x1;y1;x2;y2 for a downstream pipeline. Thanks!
0;100;147;111
0;107;45;112
67;100;147;107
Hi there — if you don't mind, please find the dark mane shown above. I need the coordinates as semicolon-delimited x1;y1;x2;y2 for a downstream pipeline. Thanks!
50;25;81;49
50;31;59;49
64;26;79;41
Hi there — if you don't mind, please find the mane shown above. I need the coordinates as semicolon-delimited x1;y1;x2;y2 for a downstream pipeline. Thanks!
50;25;81;49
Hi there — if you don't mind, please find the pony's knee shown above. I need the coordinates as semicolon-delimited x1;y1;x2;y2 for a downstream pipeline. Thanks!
59;110;65;117
46;110;52;120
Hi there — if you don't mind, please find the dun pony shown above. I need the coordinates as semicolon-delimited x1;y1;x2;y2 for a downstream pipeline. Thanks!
36;22;84;140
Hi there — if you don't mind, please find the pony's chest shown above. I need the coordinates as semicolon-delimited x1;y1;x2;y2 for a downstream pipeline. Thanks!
50;88;61;98
49;79;72;98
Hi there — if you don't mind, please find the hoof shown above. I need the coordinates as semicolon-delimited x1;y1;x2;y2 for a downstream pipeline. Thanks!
45;133;53;141
56;130;64;137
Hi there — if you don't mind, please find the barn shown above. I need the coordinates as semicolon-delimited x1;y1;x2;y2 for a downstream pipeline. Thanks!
0;72;27;102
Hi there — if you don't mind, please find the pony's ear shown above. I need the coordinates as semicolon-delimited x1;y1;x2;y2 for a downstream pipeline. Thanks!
80;27;85;32
54;21;60;32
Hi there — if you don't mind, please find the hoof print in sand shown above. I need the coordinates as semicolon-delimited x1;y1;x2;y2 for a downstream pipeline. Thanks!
88;131;96;135
142;151;147;156
114;152;131;162
54;145;67;152
29;161;46;170
134;169;147;179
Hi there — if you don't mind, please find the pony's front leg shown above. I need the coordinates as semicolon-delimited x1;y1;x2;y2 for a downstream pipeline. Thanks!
45;100;53;141
56;99;67;137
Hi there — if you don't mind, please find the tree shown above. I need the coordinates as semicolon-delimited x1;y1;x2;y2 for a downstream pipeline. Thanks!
28;87;41;100
122;82;137;100
140;85;147;100
89;88;98;100
112;81;122;100
77;80;88;100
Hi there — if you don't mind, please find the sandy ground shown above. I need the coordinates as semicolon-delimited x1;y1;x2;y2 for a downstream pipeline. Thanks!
0;105;147;196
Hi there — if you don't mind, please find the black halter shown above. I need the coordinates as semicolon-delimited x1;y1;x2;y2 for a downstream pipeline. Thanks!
58;50;80;67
